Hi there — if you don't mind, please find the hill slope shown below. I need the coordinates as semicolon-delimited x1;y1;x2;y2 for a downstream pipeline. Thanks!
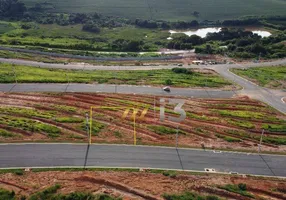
23;0;286;21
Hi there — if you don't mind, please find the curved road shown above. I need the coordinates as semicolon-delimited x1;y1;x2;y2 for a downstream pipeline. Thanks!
0;57;285;113
1;144;286;177
0;58;286;175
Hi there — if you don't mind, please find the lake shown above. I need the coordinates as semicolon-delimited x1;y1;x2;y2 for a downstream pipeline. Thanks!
168;27;271;39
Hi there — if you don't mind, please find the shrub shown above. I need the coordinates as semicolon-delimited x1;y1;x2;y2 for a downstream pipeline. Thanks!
238;183;247;191
165;79;173;85
172;68;193;75
14;170;24;176
0;188;15;200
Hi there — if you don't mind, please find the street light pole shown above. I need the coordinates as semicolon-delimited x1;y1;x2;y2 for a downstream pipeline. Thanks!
12;64;17;84
84;112;90;169
176;125;179;148
85;113;89;138
258;129;264;153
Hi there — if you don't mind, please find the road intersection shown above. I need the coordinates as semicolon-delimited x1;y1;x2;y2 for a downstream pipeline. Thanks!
0;57;285;176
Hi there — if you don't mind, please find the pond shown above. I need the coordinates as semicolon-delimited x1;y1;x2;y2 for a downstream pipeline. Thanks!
168;27;271;39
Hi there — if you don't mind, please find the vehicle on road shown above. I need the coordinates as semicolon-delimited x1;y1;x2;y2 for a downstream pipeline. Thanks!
163;86;171;92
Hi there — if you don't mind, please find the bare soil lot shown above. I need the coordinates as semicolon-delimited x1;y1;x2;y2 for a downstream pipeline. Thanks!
0;169;286;200
0;92;285;153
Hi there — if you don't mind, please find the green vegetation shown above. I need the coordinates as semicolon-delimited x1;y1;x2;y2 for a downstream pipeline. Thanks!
114;130;122;138
214;109;280;122
226;130;286;145
262;124;286;132
81;120;105;136
21;0;286;21
27;184;121;200
163;192;220;200
0;116;61;135
219;183;254;198
0;63;231;88
0;129;16;138
0;1;285;60
162;171;177;178
0;22;15;34
0;106;55;119
148;125;185;135
52;105;77;113
0;188;15;200
231;66;286;89
55;117;83;123
216;134;241;143
227;119;255;129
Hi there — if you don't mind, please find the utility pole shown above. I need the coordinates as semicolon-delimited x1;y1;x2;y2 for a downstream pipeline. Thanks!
176;125;179;148
12;64;17;84
85;113;89;138
64;73;70;92
153;96;156;121
258;129;264;153
84;112;90;169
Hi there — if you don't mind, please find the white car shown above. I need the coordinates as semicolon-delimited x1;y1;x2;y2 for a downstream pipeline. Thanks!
163;86;171;92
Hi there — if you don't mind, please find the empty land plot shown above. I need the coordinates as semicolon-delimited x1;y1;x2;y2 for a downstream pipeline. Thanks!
22;0;286;21
0;92;285;153
0;169;286;200
0;63;232;88
231;66;286;89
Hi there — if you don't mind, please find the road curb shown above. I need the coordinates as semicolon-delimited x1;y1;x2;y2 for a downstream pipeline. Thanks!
0;166;285;179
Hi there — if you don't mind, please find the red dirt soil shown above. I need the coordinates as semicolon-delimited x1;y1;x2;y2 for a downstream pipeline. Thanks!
0;170;285;200
0;92;285;153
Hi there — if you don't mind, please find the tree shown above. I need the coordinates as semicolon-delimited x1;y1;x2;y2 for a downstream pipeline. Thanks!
82;22;100;33
0;0;27;17
193;11;200;17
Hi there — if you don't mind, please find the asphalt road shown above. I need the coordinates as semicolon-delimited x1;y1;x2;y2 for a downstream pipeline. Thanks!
0;83;235;98
1;57;285;113
0;144;286;177
1;57;286;71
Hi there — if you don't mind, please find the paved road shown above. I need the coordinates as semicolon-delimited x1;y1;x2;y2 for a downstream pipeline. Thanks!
1;57;286;71
0;83;235;98
1;144;286;177
213;65;286;114
1;57;285;113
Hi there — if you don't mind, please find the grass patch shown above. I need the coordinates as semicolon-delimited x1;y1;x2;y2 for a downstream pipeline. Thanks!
219;183;254;198
55;117;83;123
163;192;220;200
81;120;105;136
0;63;231;88
227;119;255;129
52;105;77;113
231;66;286;89
162;171;177;178
215;109;279;122
262;124;286;133
148;125;185;135
21;0;286;21
0;188;15;200
0;116;61;135
114;130;122;138
216;134;241;143
0;23;15;34
0;107;55;119
0;129;16;138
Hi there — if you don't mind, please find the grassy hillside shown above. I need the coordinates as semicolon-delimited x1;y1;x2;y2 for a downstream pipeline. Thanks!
22;0;286;21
